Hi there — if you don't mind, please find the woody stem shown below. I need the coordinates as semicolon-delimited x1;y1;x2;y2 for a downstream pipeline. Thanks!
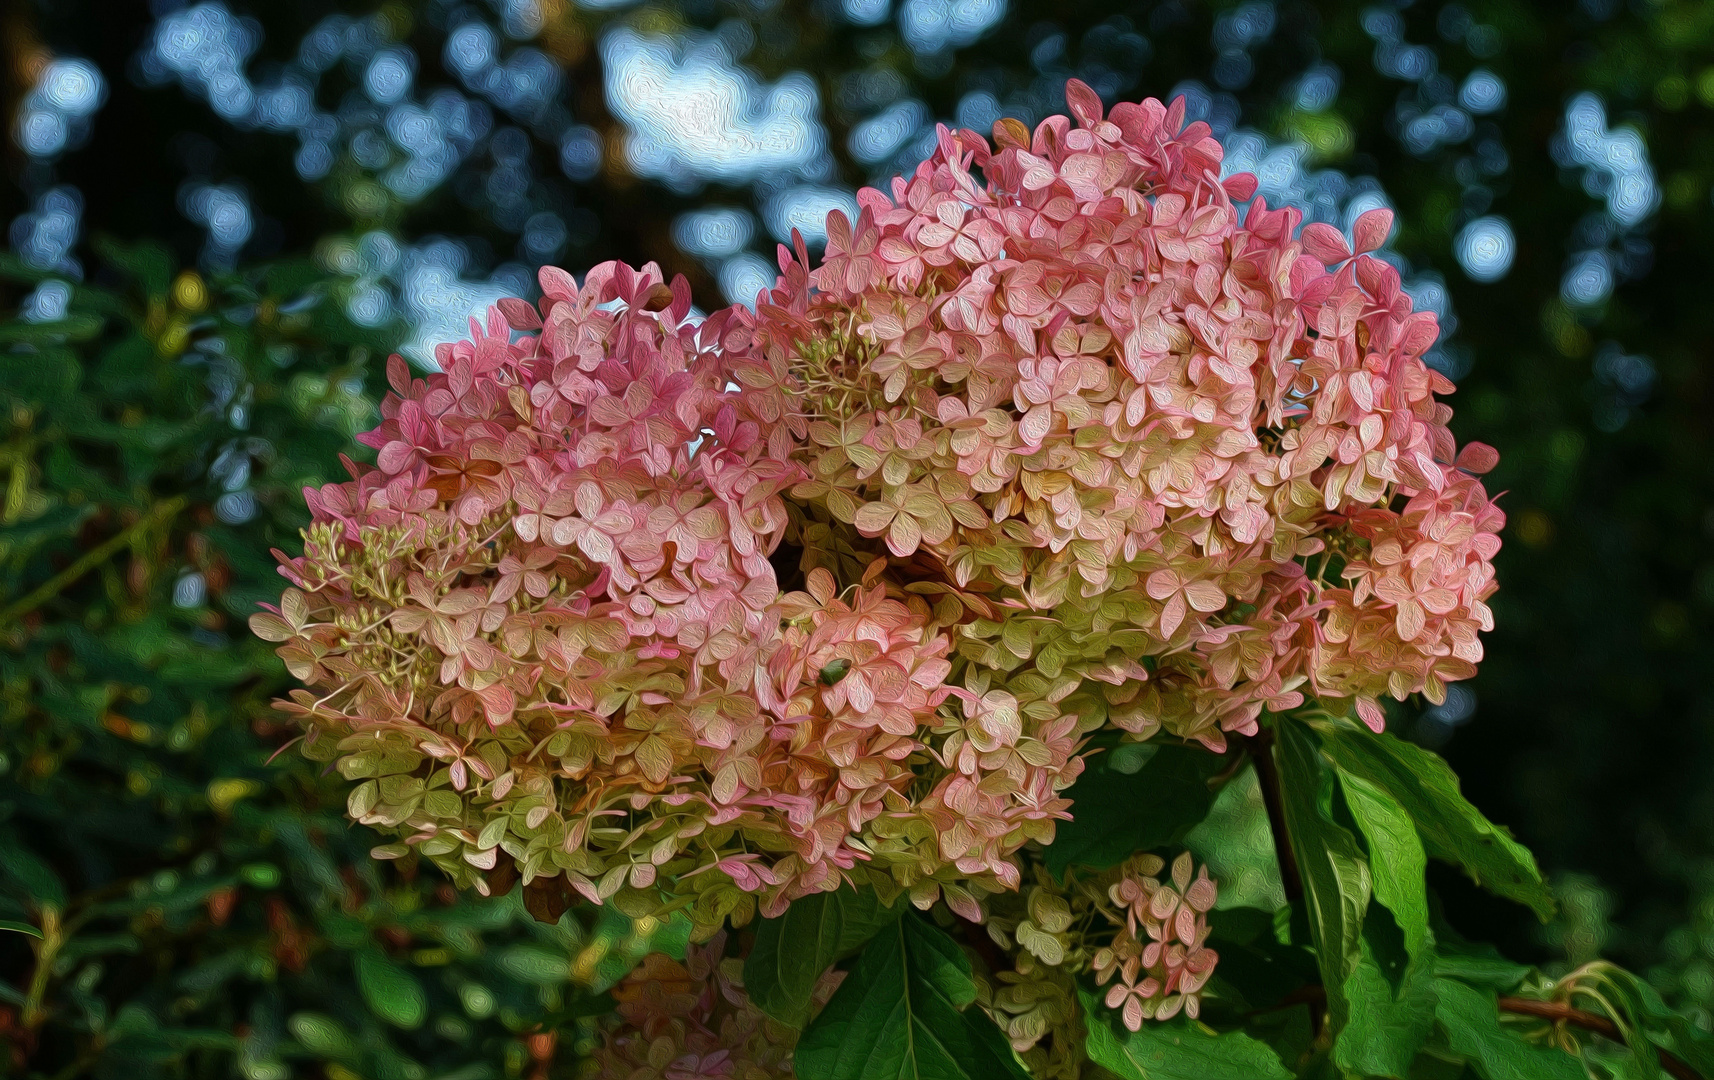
1248;728;1303;904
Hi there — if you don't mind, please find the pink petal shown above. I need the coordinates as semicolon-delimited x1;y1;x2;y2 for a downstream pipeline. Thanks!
1065;78;1105;128
496;297;542;330
1353;207;1395;254
1222;172;1258;201
1456;441;1501;475
1300;222;1352;265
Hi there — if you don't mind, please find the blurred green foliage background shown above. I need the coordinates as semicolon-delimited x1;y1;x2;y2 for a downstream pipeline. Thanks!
1;0;1712;1074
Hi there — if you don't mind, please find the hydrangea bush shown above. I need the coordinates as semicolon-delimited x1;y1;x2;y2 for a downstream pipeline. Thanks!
253;82;1713;1079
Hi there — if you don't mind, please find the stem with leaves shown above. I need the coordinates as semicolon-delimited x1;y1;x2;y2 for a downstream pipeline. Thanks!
1277;985;1703;1080
1498;997;1701;1080
22;905;63;1030
0;495;187;624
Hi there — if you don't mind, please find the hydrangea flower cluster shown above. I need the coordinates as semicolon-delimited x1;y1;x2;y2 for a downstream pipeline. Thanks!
254;261;1076;928
256;79;1501;935
585;930;835;1079
737;79;1500;743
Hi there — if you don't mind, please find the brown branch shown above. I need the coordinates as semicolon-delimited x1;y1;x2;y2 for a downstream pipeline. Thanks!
1247;729;1303;904
1260;985;1702;1080
1498;996;1700;1080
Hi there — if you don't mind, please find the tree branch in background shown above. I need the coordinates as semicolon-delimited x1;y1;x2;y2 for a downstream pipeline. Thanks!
0;495;186;625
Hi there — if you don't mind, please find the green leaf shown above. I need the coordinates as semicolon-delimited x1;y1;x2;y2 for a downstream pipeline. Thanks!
1243;1005;1316;1072
1433;978;1584;1080
1341;770;1430;958
0;348;81;407
1334;908;1438;1078
90;236;174;295
794;911;1029;1080
286;1013;359;1062
1313;717;1554;919
1567;963;1714;1078
497;945;572;985
354;949;426;1030
0;313;104;344
1046;743;1226;873
1080;990;1292;1080
1430;948;1531;993
1275;721;1370;1034
0;919;42;938
745;884;901;1026
1657;1012;1714;1078
0;834;67;908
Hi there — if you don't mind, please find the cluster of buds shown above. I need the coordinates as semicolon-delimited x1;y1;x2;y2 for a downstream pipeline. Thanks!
258;78;1501;935
585;930;835;1079
590;853;1217;1079
976;852;1220;1068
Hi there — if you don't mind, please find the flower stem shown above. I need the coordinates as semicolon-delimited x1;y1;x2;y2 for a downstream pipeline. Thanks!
22;905;63;1030
1248;728;1302;904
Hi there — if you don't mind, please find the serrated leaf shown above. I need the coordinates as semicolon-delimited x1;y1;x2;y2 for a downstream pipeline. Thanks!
1081;990;1292;1080
1433;978;1584;1080
1047;743;1226;873
354;949;426;1029
1334;907;1437;1078
1341;770;1430;958
794;911;1029;1080
745;884;901;1027
1275;721;1370;1034
1313;717;1553;919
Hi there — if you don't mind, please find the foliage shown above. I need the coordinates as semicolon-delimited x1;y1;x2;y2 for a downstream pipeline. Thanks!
0;250;659;1078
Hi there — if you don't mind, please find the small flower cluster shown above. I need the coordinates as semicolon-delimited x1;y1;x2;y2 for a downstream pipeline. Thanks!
1092;853;1219;1029
584;930;834;1079
258;78;1501;937
979;872;1088;1078
976;851;1219;1075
